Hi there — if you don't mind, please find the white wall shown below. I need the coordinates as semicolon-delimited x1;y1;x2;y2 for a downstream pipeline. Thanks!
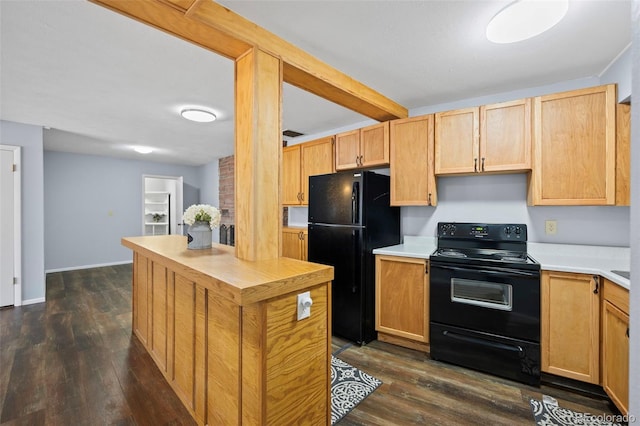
44;151;202;271
403;174;630;247
628;0;639;418
0;120;45;304
600;44;632;102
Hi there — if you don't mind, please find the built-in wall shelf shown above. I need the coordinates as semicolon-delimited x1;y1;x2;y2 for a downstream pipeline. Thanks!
144;192;170;236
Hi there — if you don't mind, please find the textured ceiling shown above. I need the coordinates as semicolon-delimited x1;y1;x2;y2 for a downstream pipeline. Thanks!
0;0;631;166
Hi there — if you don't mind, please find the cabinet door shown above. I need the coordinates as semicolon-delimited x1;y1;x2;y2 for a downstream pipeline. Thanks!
300;136;334;205
360;122;389;168
531;84;616;205
300;230;308;261
282;145;302;205
133;253;150;345
602;300;629;415
434;107;479;174
335;129;360;170
541;271;600;384
282;228;304;260
480;98;531;172
390;115;436;206
616;103;630;206
375;255;428;343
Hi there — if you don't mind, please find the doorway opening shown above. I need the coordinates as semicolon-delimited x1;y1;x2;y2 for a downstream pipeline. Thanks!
142;175;184;236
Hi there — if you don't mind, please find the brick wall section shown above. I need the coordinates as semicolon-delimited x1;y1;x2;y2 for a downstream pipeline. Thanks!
218;155;235;226
217;154;289;229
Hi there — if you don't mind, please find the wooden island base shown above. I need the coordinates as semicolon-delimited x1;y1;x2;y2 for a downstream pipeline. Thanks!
122;236;334;425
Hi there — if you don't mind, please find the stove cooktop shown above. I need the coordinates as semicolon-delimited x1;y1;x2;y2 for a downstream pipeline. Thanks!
432;222;539;270
432;247;537;264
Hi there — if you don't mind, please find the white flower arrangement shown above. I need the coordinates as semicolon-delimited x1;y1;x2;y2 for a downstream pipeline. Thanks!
183;204;221;229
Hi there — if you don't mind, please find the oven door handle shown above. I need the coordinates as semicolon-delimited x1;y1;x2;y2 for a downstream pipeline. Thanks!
432;264;539;278
442;330;523;353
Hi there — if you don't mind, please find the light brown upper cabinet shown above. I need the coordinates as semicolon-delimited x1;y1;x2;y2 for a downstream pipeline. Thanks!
390;114;437;206
615;103;630;206
282;136;335;206
529;84;617;205
480;99;532;172
335;122;389;170
434;99;531;175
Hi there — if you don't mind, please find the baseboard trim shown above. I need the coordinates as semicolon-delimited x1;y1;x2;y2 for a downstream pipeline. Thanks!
22;297;45;306
45;260;133;274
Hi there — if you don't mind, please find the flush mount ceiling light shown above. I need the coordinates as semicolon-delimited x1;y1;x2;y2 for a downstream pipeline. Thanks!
486;0;569;44
134;146;153;154
180;108;217;123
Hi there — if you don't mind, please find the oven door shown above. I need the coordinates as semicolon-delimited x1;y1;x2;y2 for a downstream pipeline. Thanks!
429;261;540;342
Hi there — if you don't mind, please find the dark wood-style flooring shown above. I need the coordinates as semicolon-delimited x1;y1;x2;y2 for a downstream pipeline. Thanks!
0;265;619;425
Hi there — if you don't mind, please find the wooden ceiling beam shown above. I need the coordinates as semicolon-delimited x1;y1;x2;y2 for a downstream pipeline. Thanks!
89;0;251;60
90;0;408;121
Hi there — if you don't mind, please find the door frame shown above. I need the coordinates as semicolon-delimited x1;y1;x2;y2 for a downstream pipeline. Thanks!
0;145;22;306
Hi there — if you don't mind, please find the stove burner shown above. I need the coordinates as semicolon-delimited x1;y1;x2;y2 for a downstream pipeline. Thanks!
500;256;527;263
438;249;467;258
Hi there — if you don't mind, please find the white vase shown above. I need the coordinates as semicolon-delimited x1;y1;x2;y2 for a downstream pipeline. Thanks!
187;221;212;249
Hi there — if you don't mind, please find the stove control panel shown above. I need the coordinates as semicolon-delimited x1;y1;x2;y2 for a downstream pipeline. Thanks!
437;222;527;241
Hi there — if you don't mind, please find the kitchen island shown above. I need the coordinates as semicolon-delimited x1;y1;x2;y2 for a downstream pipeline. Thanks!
121;235;334;426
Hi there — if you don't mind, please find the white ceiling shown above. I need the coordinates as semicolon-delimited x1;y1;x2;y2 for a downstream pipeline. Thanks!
0;0;631;166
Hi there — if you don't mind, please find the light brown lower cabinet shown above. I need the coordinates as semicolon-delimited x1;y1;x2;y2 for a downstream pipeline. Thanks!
375;255;429;352
541;271;600;384
602;279;629;415
282;227;307;261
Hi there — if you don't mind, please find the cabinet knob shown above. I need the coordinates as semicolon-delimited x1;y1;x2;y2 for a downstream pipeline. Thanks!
428;192;432;206
474;158;478;172
592;275;599;294
481;157;485;172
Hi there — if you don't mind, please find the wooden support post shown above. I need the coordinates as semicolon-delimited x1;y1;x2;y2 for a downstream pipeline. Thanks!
235;47;282;261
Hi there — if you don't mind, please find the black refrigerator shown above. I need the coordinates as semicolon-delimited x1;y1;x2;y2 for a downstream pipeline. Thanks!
308;171;400;344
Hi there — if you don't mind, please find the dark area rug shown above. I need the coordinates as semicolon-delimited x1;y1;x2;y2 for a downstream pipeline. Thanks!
531;396;627;426
331;355;382;424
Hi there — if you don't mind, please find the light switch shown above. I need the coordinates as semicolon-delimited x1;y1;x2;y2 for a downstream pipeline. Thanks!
297;291;313;320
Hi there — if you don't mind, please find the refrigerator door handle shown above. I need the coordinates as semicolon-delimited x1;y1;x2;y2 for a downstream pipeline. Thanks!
351;229;358;293
351;182;360;225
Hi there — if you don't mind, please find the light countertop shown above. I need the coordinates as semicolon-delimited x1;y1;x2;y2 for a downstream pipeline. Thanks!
528;242;629;290
373;236;437;259
373;237;630;290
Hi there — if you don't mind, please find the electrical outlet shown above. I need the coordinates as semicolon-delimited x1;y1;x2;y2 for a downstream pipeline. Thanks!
545;220;557;235
297;291;313;320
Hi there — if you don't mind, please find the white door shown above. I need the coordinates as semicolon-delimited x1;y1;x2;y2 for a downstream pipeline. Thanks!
0;148;16;306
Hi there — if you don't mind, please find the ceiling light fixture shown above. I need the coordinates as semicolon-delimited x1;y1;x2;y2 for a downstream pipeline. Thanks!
134;146;153;154
486;0;569;44
180;108;217;123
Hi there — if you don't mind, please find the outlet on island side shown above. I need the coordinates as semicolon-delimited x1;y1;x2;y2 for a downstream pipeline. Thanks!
545;220;557;235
